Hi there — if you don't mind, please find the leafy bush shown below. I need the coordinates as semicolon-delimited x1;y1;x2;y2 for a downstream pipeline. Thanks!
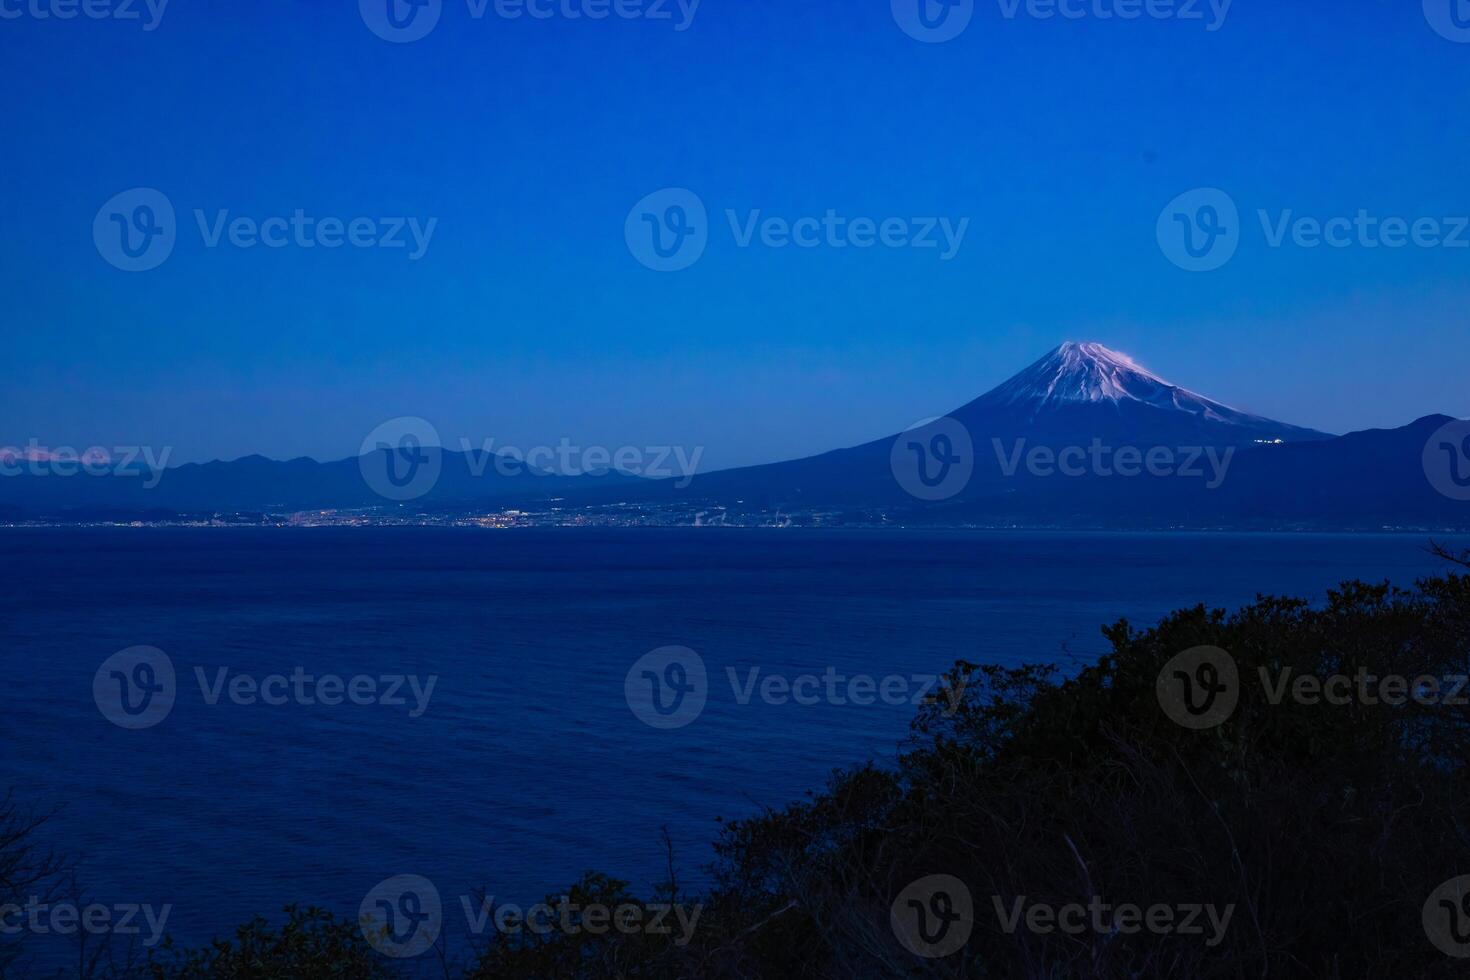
25;563;1470;978
698;571;1470;978
143;906;393;979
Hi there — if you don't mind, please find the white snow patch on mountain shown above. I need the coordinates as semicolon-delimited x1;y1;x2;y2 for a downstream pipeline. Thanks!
978;341;1277;426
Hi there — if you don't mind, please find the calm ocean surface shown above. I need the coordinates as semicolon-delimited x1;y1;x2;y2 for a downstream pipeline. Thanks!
4;528;1466;966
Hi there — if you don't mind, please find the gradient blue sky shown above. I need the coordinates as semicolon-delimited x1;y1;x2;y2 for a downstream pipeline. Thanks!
3;0;1468;469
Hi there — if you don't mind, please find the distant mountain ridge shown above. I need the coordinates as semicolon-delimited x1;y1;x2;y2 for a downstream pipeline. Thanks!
560;343;1462;528
2;342;1465;529
0;446;636;516
606;341;1336;509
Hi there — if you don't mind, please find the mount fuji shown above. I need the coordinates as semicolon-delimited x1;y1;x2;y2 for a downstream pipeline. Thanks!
572;341;1463;528
945;341;1331;447
940;343;1334;449
2;342;1464;529
619;341;1338;511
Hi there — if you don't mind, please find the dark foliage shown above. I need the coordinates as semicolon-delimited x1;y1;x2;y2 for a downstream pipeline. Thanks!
19;560;1470;978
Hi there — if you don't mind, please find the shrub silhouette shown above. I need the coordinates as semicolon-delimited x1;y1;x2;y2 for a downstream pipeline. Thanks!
694;571;1470;978
37;563;1470;978
142;907;393;979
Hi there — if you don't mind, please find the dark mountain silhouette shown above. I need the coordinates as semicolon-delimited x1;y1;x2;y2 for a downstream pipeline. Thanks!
584;341;1337;510
561;345;1467;528
0;447;635;516
2;343;1465;528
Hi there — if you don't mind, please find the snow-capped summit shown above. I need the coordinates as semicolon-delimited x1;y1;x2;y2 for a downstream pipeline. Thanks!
980;342;1249;419
986;342;1174;405
956;342;1332;444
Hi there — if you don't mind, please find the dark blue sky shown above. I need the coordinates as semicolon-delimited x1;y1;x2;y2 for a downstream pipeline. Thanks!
4;0;1468;469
